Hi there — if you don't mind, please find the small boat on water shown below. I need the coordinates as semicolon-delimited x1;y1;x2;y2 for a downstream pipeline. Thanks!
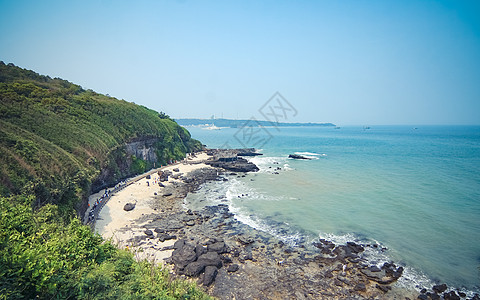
202;124;221;130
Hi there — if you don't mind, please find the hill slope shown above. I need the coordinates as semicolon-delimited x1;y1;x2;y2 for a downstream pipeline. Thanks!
0;62;209;299
0;61;202;214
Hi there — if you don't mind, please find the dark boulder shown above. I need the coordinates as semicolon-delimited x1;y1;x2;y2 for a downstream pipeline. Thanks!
173;239;186;249
360;263;403;284
427;293;440;300
123;203;136;211
144;229;154;236
184;261;206;277
172;244;196;269
202;266;218;286
158;233;176;242
432;283;448;294
208;241;227;254
173;168;180;172
347;241;365;253
375;284;391;293
197;251;223;268
354;283;366;292
417;294;428;300
227;264;239;272
205;157;259;173
443;291;460;300
195;244;207;258
368;266;381;272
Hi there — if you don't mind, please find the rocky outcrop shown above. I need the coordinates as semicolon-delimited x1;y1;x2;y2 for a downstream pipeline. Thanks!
288;154;312;160
205;157;259;173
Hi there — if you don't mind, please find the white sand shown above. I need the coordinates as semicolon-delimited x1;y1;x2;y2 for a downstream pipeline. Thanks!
93;152;212;264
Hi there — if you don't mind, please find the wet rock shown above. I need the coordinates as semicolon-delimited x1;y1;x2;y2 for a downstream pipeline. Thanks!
288;154;312;160
427;293;440;300
173;168;180;172
443;291;460;300
347;241;365;253
123;202;136;211
432;283;448;294
418;294;428;300
144;229;153;236
227;264;239;272
202;266;218;286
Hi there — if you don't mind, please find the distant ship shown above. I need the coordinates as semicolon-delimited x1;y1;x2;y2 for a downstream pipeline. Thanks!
363;126;371;130
202;124;221;130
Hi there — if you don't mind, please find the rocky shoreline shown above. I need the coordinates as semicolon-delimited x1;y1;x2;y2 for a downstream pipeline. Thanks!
99;149;477;300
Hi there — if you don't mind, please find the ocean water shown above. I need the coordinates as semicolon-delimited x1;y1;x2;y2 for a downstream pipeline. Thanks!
184;125;480;292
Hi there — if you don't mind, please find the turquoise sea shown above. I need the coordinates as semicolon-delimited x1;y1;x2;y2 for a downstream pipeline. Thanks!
184;125;480;293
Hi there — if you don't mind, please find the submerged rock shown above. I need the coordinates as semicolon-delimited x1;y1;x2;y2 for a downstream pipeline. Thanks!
432;283;448;294
288;154;312;160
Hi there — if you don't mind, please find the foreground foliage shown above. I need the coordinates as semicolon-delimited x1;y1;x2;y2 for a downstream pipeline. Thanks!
0;195;211;299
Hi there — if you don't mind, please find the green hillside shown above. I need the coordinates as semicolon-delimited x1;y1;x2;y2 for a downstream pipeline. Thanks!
0;62;209;299
0;61;202;213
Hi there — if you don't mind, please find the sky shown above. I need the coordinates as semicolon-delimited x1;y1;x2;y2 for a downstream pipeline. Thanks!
0;0;479;125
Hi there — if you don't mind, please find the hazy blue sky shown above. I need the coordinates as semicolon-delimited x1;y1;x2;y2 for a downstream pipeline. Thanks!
1;0;479;125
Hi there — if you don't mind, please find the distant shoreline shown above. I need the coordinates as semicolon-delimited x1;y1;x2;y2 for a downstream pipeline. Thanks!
175;118;335;128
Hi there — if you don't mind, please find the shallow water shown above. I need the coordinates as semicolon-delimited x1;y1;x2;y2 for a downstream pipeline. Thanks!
185;125;480;292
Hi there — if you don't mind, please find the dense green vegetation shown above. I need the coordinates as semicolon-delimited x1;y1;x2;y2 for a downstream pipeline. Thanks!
0;61;202;210
0;62;209;299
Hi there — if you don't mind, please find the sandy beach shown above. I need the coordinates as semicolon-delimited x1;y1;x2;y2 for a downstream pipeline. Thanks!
93;152;212;263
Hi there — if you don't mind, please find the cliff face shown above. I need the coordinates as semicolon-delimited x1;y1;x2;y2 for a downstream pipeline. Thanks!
0;62;203;216
125;136;159;162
